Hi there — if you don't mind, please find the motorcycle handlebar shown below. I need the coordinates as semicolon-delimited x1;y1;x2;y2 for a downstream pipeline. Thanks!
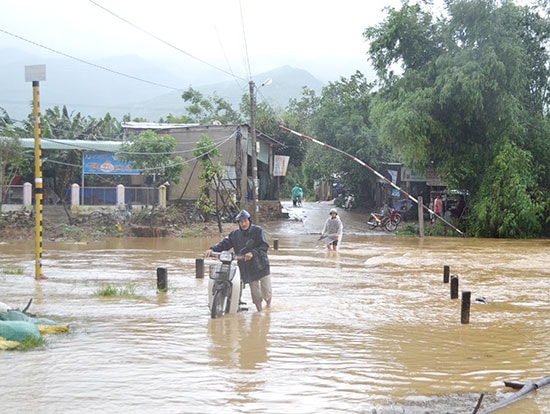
207;251;245;261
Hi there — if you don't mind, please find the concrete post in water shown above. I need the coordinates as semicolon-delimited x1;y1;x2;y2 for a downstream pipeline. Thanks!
443;265;450;283
273;239;279;250
450;275;459;299
461;291;471;324
196;258;204;279
157;267;168;291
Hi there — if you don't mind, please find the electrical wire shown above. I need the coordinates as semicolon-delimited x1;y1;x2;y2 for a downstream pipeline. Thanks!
0;27;185;92
238;0;253;81
6;117;236;152
88;0;246;82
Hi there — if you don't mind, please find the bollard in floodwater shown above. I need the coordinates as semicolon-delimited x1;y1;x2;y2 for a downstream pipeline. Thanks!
157;267;168;291
443;265;450;283
450;275;459;299
273;239;279;250
461;291;471;324
195;258;204;279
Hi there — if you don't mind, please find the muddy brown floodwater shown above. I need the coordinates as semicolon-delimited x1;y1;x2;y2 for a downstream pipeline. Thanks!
1;201;549;413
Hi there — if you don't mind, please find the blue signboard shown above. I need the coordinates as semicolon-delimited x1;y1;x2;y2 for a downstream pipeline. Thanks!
83;151;139;175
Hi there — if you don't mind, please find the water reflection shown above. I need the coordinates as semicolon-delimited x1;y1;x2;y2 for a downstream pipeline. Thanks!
0;233;548;413
208;312;270;370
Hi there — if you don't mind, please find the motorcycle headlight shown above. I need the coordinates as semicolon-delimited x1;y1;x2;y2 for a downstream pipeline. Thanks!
219;251;233;262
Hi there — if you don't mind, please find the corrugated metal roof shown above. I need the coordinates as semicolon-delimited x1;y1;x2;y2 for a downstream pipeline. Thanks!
1;136;122;152
122;122;200;130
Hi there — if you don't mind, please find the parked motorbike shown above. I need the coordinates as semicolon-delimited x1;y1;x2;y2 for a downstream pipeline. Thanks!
344;194;355;211
367;208;400;232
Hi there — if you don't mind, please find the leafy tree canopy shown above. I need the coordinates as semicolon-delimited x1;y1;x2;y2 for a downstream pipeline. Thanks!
307;72;384;202
192;134;222;217
117;130;183;186
365;0;550;237
173;87;243;125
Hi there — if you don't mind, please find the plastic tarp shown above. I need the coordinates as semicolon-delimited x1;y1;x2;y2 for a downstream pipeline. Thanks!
0;310;69;347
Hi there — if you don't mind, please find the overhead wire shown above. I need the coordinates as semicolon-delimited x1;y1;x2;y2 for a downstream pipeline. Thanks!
3;2;290;158
7;115;234;149
88;0;246;82
238;0;253;81
0;27;184;93
36;133;235;156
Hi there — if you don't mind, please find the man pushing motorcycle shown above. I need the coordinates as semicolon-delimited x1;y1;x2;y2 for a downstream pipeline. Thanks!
205;210;272;312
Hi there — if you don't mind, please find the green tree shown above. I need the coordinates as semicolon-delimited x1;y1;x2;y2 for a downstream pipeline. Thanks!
0;136;27;207
282;86;322;171
365;0;550;237
308;72;383;204
116;130;183;187
192;135;222;224
471;141;545;237
37;106;123;206
176;87;243;124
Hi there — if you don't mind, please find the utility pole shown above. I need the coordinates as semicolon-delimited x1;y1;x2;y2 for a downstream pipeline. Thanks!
249;80;259;222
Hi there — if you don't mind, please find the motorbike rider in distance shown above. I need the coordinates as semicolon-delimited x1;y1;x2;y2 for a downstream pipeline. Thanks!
291;184;304;207
205;210;272;312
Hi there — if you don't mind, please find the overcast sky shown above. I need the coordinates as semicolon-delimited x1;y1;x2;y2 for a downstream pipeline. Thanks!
1;0;408;82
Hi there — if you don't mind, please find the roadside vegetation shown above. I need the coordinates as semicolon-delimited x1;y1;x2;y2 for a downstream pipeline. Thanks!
1;0;548;238
95;284;137;298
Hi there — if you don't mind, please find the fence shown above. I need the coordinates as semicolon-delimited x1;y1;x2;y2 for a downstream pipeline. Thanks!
1;185;24;204
1;184;159;207
79;186;157;206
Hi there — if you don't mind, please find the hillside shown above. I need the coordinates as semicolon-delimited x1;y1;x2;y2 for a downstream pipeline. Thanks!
0;48;324;122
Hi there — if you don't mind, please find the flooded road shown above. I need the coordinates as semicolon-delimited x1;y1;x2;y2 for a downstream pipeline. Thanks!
1;201;549;413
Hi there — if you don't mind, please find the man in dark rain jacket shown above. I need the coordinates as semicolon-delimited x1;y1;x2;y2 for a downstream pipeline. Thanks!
205;210;271;311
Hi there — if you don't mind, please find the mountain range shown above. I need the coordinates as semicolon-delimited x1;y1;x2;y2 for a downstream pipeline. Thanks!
0;48;325;123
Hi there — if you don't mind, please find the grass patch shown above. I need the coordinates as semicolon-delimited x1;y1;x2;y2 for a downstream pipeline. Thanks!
95;284;137;297
396;224;419;236
424;220;464;237
17;336;45;351
2;267;24;275
54;224;122;242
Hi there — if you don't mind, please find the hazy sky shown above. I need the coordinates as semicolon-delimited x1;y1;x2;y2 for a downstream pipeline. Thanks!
1;0;406;82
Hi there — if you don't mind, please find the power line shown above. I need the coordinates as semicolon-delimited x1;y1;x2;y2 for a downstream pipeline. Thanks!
238;0;253;81
0;27;184;92
88;0;246;82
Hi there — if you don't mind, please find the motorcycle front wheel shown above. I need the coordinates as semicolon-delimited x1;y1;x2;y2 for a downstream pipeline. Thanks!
211;290;229;319
367;217;377;230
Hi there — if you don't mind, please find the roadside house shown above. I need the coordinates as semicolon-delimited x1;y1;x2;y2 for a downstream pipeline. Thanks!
121;122;285;217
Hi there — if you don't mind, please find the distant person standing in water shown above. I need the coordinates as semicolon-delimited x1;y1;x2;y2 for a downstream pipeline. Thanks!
320;208;343;251
432;194;443;223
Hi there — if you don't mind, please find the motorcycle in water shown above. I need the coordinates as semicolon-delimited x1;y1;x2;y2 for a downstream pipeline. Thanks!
367;208;400;232
207;240;253;319
344;194;355;211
